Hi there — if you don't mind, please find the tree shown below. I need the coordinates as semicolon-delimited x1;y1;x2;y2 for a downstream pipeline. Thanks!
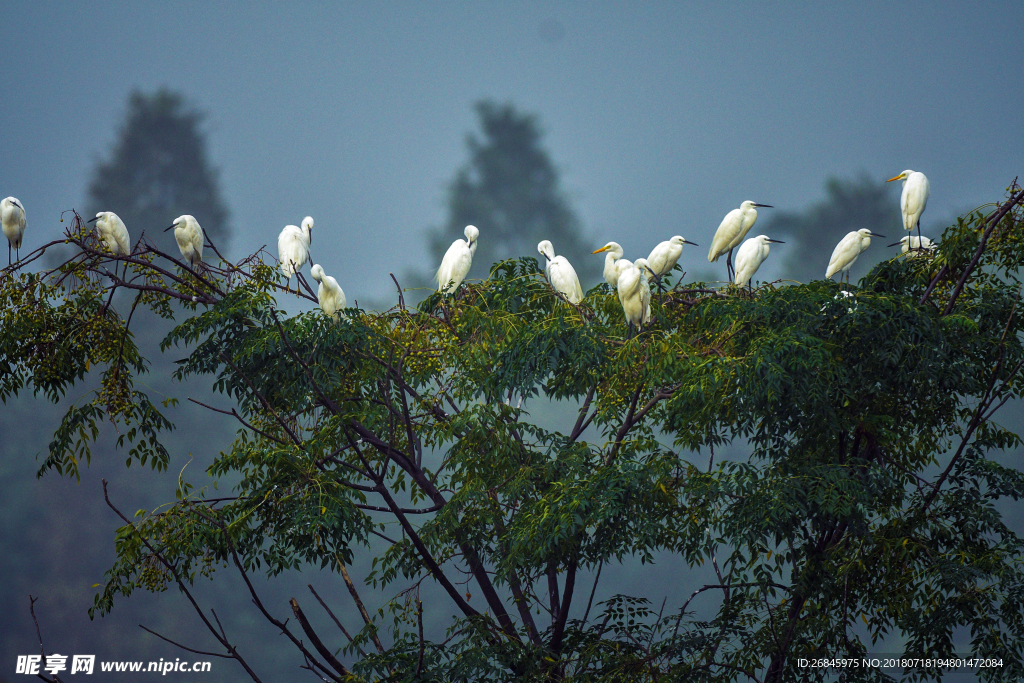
2;181;1024;682
87;89;231;252
760;175;899;283
426;100;598;287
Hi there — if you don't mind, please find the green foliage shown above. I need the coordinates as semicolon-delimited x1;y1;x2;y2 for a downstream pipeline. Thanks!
3;184;1024;681
87;88;231;250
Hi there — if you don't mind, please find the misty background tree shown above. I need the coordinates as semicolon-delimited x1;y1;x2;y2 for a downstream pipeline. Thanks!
761;175;900;283
87;88;231;252
0;89;247;678
424;100;598;287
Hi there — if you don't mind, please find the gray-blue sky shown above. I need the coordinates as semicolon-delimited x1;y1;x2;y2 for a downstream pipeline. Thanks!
2;1;1022;299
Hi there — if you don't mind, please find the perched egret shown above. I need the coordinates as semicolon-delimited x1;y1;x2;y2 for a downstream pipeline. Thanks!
647;235;698;288
616;258;653;335
537;240;584;303
88;211;130;256
1;197;26;265
635;257;653;325
592;241;625;288
165;215;204;268
733;235;784;289
708;201;773;280
437;225;479;294
888;235;935;255
887;170;930;246
279;216;314;284
310;263;347;320
826;229;885;282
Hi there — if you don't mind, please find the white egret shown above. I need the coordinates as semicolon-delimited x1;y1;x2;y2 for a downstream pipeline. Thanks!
635;257;653;325
164;214;204;268
592;241;625;288
733;235;784;289
437;225;479;294
87;211;130;256
537;240;584;303
279;216;314;284
888;235;935;255
708;201;773;280
887;170;930;247
826;229;885;283
1;197;26;265
310;263;347;320
616;258;653;335
647;235;698;288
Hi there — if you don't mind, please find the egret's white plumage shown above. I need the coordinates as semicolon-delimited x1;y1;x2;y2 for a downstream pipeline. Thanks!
436;225;479;293
733;235;784;288
708;201;773;278
89;211;130;256
888;235;936;254
165;214;204;267
887;170;930;233
279;216;314;278
616;258;653;330
538;240;584;303
592;241;625;288
647;235;697;278
826;229;885;281
310;263;347;320
635;257;653;325
1;197;27;264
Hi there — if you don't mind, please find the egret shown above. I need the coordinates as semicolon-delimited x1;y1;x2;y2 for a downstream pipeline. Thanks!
826;229;885;283
733;235;784;289
647;235;698;289
279;216;314;285
888;235;935;255
635;257;653;325
887;170;930;247
537;240;584;303
310;263;347;320
437;225;479;294
616;257;653;336
592;241;625;288
165;215;204;268
88;211;130;256
1;197;26;265
708;201;773;280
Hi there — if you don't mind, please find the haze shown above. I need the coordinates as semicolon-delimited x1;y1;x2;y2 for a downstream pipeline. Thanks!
3;1;1022;296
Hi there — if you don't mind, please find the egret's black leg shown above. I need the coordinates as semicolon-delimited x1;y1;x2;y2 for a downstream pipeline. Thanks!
726;249;735;282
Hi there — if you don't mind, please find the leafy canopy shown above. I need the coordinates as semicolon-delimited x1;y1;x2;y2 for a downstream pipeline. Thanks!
2;183;1024;683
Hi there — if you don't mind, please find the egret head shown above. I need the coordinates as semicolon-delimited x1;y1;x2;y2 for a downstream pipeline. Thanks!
741;201;774;211
886;170;914;183
755;235;785;245
302;216;314;243
3;197;23;211
464;225;479;246
87;211;107;224
310;263;325;283
887;236;910;247
592;241;623;257
634;257;655;279
858;229;886;238
165;215;189;232
537;240;554;261
670;235;698;247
